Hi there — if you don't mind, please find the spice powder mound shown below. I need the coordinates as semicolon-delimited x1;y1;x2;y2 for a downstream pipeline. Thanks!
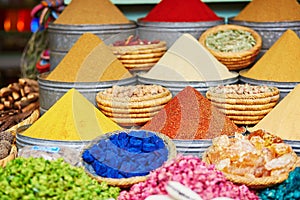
240;29;300;82
142;0;221;22
54;0;130;25
141;86;244;139
233;0;300;22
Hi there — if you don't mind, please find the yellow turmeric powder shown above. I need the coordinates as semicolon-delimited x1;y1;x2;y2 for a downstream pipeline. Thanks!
54;0;130;25
21;88;122;141
234;0;300;22
46;33;132;82
240;29;300;82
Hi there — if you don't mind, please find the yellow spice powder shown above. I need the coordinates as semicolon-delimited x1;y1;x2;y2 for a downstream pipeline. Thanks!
252;84;300;140
240;29;300;82
234;0;300;22
22;88;122;141
46;33;132;82
54;0;130;25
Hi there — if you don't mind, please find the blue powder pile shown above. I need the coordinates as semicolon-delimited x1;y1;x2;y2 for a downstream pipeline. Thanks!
258;167;300;200
82;130;168;178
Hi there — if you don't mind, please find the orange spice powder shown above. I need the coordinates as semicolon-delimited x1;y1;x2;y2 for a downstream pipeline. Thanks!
234;0;300;22
54;0;130;25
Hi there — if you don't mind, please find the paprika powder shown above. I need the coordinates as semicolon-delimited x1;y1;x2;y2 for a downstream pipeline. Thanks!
141;86;244;140
142;0;221;22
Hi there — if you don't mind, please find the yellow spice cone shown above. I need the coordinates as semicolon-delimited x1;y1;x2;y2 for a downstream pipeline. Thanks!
22;88;122;141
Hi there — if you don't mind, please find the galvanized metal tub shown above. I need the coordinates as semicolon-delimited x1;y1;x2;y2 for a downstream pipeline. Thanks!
137;18;225;48
137;75;239;96
228;18;300;57
16;125;91;150
172;139;212;157
48;22;137;69
284;140;300;156
38;73;137;114
239;75;299;101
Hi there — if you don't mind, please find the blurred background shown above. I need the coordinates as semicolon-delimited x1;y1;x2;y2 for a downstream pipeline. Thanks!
0;0;35;86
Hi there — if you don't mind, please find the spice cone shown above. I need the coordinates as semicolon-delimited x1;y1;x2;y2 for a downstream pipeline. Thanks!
54;0;130;25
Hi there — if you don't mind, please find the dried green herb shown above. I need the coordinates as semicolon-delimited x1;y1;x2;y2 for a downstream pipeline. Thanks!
205;29;256;53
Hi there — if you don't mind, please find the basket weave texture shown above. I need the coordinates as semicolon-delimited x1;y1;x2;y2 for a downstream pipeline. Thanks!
0;145;17;167
199;24;262;71
6;109;40;136
82;130;177;188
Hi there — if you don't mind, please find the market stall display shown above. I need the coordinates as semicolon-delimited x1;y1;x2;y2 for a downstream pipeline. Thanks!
199;24;262;70
206;84;280;126
202;129;298;189
0;131;17;167
96;85;172;127
137;0;224;48
109;35;167;74
82;129;176;187
229;0;300;56
48;0;136;68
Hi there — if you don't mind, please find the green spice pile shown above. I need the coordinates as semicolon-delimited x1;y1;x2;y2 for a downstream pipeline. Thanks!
205;29;256;53
0;157;120;199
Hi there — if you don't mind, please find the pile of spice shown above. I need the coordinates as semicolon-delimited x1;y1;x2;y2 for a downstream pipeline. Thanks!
251;84;300;140
46;33;132;82
0;157;120;199
82;130;170;179
118;155;259;200
258;167;300;200
240;29;300;82
141;33;238;81
21;88;122;141
142;0;221;22
141;86;244;140
54;0;129;25
0;131;14;160
233;0;300;22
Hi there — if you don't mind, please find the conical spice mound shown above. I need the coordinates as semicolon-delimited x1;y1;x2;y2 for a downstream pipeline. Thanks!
54;0;130;25
22;88;122;141
240;29;300;82
141;86;244;139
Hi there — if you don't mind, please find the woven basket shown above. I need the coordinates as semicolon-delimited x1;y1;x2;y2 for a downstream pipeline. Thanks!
202;149;298;189
0;145;17;167
82;130;177;188
199;24;262;71
6;109;40;136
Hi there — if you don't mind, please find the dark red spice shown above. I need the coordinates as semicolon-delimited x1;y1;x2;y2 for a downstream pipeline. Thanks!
141;86;244;139
142;0;221;22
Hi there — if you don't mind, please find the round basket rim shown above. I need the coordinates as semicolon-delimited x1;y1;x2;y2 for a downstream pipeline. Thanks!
0;144;18;167
81;129;177;188
199;24;262;58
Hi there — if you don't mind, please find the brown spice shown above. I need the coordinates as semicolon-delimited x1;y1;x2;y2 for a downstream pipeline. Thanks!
54;0;129;25
46;33;132;82
141;86;244;139
234;0;300;22
240;29;300;82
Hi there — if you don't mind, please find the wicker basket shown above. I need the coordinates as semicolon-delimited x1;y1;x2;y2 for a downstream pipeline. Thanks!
199;24;262;71
82;130;177;188
6;109;40;136
202;147;298;189
0;145;18;167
